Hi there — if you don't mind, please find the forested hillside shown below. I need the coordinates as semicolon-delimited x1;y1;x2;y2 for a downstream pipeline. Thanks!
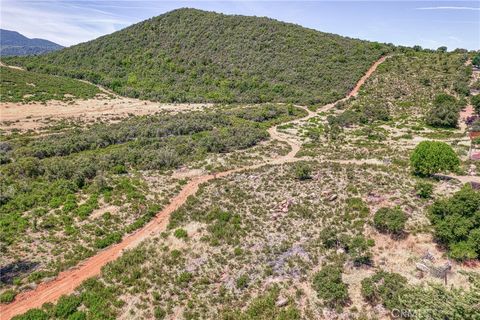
4;8;389;104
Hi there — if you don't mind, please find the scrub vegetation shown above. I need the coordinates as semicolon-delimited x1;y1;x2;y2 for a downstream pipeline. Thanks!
0;66;100;103
2;8;480;320
0;104;304;290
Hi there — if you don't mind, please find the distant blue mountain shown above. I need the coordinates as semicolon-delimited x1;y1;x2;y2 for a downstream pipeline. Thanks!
0;29;64;56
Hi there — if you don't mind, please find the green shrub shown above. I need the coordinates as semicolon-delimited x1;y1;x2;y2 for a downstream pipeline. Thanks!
293;162;312;180
347;236;375;266
410;141;459;176
318;228;339;249
362;271;480;318
312;265;349;308
67;311;87;320
361;271;407;309
154;307;166;319
373;207;408;235
415;181;433;198
236;274;249;289
346;197;370;218
78;278;120;319
0;289;16;303
174;228;188;239
95;232;122;249
55;295;81;318
472;95;480;115
176;272;193;285
429;185;480;260
473;53;480;68
0;66;100;103
11;309;48;320
396;272;480;319
111;164;127;174
425;94;459;128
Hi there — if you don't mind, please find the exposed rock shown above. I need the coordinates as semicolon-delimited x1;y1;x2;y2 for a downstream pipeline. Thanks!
421;251;435;262
328;194;337;201
276;297;288;307
416;262;430;273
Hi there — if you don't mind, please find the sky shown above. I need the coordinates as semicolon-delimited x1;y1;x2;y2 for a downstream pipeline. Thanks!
0;0;479;50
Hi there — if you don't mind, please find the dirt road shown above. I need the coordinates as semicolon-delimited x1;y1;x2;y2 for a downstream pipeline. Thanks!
0;56;390;319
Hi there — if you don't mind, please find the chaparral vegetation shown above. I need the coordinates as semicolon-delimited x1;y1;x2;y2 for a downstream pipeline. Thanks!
1;7;479;320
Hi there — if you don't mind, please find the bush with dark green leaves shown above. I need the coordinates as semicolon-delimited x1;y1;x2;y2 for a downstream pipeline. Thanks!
13;273;124;319
312;265;349;308
318;231;374;266
397;272;480;319
54;295;81;318
361;271;407;309
94;232;122;249
472;94;480;115
410;141;459;176
415;181;434;198
293;162;312;180
425;94;459;128
0;289;16;303
347;236;375;266
205;209;242;246
473;53;480;68
429;185;480;260
236;274;249;289
373;207;408;235
11;309;48;320
174;228;188;239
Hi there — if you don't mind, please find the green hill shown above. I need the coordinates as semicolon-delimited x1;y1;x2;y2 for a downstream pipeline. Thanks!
4;8;389;104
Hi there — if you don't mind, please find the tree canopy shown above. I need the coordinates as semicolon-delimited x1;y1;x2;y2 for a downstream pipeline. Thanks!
473;53;480;68
429;185;480;260
425;94;459;128
373;207;407;235
410;141;459;176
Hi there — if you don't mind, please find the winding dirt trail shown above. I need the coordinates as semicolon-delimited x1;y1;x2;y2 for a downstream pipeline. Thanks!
1;56;389;319
348;56;388;99
0;61;25;71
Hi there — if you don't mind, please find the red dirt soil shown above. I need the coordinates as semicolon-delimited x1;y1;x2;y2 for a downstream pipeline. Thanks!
0;56;389;319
